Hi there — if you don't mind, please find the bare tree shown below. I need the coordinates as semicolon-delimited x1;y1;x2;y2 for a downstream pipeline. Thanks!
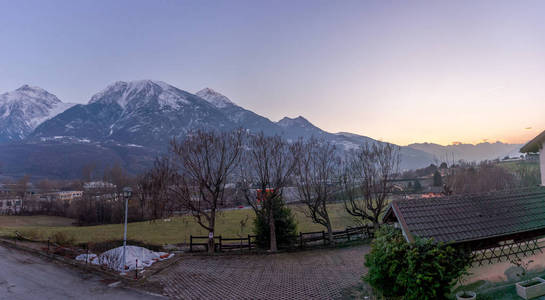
294;138;340;244
139;157;177;221
103;163;134;223
239;133;299;252
81;162;97;182
444;161;516;194
14;175;31;213
37;179;58;214
341;142;400;229
169;130;243;253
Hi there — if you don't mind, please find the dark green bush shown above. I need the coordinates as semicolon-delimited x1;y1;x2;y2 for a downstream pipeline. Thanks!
363;226;471;299
253;197;297;249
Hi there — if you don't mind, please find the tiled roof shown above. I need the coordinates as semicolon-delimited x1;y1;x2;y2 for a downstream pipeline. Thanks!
384;188;545;243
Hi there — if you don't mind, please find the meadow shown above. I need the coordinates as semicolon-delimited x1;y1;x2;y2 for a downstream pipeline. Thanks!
0;203;360;246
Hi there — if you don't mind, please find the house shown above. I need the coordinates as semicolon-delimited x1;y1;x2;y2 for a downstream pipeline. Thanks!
0;197;23;214
55;191;83;202
521;130;545;186
381;131;545;264
383;187;545;264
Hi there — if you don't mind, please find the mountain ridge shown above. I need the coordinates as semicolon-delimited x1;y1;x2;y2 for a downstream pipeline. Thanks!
0;80;525;179
407;141;523;162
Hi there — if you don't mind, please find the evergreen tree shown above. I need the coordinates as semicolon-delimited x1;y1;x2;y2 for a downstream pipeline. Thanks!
433;170;443;187
253;196;297;249
413;180;422;192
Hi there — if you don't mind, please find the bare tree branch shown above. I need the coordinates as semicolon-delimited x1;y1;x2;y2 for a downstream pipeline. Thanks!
294;137;340;243
341;142;400;228
168;130;243;253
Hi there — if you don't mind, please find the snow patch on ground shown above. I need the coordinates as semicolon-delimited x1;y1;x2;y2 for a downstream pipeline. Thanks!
75;245;173;272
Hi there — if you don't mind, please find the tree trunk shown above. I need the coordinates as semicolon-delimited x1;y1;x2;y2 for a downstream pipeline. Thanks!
208;210;216;254
269;199;277;252
326;221;334;245
207;231;215;254
373;220;380;231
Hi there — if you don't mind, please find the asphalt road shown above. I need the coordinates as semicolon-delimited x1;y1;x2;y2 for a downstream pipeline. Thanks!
0;245;161;300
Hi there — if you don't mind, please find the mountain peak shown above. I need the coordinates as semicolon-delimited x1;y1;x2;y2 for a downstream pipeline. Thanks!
89;80;179;108
0;85;75;142
196;88;235;108
1;85;61;106
277;116;313;128
16;84;45;92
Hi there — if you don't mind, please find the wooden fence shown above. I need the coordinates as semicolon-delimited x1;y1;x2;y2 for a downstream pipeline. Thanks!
190;235;257;253
189;225;374;253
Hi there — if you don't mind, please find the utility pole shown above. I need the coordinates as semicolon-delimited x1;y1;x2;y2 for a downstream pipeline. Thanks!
121;186;132;275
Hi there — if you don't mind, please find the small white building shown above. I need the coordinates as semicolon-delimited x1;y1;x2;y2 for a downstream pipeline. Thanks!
521;130;545;186
0;197;22;214
55;191;83;202
83;181;117;190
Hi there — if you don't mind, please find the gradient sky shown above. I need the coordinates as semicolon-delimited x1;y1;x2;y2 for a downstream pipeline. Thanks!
1;0;544;146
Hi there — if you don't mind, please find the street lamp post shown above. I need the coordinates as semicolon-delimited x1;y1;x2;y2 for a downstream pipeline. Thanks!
121;186;132;275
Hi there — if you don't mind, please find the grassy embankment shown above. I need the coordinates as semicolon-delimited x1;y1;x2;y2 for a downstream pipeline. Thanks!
0;203;361;246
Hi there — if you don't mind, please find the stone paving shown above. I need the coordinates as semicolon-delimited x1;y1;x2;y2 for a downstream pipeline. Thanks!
149;245;370;300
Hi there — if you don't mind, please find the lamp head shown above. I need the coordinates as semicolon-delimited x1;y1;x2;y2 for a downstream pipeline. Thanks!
123;187;133;198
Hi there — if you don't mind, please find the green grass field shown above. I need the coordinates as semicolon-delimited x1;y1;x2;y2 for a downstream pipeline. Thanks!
0;203;361;246
0;215;74;227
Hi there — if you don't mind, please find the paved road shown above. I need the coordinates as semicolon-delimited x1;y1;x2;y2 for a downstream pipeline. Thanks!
0;245;161;300
150;244;370;300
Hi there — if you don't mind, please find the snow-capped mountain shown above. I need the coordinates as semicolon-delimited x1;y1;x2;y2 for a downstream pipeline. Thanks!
196;88;235;109
1;80;438;179
196;88;281;136
30;80;234;146
0;85;75;143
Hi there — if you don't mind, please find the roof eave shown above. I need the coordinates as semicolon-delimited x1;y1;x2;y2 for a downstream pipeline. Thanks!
390;201;415;243
521;130;545;153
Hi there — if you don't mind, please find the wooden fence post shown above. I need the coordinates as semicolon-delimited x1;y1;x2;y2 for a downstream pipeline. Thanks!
322;231;326;246
248;235;251;252
219;235;222;252
190;235;193;252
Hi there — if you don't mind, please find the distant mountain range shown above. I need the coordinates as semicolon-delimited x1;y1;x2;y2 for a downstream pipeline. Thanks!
407;142;523;163
0;80;526;179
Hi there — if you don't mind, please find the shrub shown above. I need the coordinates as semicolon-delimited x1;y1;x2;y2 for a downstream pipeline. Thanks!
363;226;471;299
51;231;75;246
20;229;41;241
253;197;297;249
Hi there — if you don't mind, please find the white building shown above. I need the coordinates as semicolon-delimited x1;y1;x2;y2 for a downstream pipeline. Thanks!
83;181;117;190
0;197;22;214
55;191;83;202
